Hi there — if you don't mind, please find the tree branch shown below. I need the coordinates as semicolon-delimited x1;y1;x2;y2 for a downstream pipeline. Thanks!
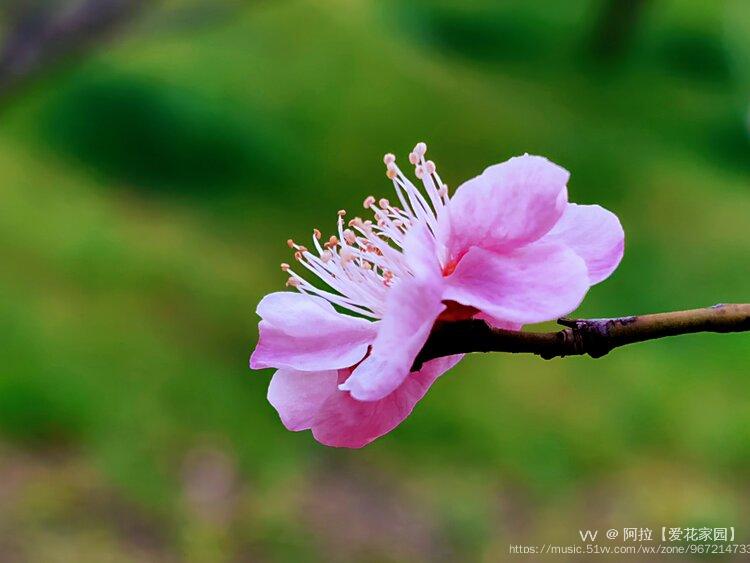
414;303;750;369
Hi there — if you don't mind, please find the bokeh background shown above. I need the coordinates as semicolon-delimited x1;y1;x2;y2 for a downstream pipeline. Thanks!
0;0;749;561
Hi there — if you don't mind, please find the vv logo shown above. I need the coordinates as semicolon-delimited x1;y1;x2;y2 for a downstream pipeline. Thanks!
579;529;598;541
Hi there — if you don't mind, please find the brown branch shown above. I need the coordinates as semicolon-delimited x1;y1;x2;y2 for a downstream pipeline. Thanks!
414;303;750;369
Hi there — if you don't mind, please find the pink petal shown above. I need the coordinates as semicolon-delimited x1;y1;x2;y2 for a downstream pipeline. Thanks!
267;368;338;431
444;243;589;325
402;216;444;278
540;203;624;285
438;154;569;262
312;355;464;448
338;274;445;401
473;312;523;332
250;292;377;371
338;225;446;401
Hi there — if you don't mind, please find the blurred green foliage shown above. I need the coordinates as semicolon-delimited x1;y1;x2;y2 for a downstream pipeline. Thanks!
0;0;749;560
43;71;257;194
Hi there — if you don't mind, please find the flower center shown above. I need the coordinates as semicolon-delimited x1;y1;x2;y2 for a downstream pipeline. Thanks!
281;142;451;319
442;259;459;277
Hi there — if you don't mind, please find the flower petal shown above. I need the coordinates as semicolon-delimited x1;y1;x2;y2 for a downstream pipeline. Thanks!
438;154;569;261
402;214;445;279
444;243;589;324
540;203;624;285
312;355;464;448
338;225;446;401
473;312;523;332
250;292;377;371
338;273;445;401
267;368;338;431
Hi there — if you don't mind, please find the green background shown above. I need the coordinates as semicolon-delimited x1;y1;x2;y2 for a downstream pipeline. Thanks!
0;0;749;560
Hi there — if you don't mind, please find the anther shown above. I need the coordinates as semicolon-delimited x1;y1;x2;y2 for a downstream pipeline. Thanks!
415;165;424;179
343;229;356;244
363;195;376;208
383;153;396;165
408;152;419;165
378;198;390;209
286;239;295;248
338;209;347;217
280;262;290;271
425;160;436;175
294;251;303;261
328;235;339;246
313;228;321;239
386;164;397;180
286;277;300;287
414;141;427;156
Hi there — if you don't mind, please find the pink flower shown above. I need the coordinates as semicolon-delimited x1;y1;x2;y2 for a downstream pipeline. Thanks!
250;143;624;448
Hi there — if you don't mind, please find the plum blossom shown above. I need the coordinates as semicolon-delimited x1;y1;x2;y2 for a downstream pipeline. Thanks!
250;142;624;448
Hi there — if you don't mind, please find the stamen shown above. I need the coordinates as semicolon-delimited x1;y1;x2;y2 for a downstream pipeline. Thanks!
280;142;451;319
389;163;437;232
386;164;397;180
340;247;355;263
